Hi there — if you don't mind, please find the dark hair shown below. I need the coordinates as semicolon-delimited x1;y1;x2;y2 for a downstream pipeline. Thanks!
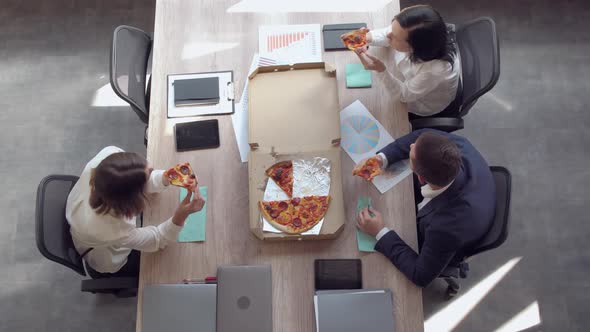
89;152;148;219
413;132;462;187
395;5;455;64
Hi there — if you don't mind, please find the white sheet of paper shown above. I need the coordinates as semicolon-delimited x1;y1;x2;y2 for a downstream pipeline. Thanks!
231;54;261;163
340;100;412;193
259;24;322;65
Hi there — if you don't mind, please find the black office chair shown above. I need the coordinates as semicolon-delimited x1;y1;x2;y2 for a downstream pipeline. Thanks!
110;25;153;144
441;166;511;298
35;175;138;297
411;17;501;133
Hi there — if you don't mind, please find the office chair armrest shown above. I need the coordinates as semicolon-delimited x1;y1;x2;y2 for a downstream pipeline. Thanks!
81;277;138;293
411;117;464;133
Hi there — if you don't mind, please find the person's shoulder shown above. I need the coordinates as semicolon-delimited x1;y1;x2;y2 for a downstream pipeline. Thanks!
83;146;125;170
98;146;125;155
422;59;453;74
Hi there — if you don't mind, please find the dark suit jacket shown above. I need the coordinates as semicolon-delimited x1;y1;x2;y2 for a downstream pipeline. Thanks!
375;129;495;287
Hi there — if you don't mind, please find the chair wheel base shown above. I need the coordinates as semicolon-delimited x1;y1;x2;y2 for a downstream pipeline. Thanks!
445;285;459;300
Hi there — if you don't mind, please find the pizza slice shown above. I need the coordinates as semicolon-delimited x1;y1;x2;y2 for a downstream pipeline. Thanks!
353;156;382;181
265;161;294;197
340;29;368;50
164;162;197;190
259;200;294;227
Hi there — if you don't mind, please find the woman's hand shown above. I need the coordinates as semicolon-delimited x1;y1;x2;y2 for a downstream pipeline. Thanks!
172;188;206;226
354;48;386;73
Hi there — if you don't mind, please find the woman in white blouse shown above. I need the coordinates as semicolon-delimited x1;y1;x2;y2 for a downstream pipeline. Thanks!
355;5;460;117
66;146;204;276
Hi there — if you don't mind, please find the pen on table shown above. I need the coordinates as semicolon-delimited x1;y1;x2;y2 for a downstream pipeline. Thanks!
182;276;217;284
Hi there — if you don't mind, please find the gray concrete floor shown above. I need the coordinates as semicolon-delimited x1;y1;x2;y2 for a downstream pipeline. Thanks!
0;0;588;331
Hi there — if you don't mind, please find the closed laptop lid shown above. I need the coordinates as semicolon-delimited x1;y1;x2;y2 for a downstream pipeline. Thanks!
216;265;273;332
142;284;217;332
315;289;395;332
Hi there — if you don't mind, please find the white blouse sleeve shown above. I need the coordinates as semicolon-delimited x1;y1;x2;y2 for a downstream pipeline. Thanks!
368;26;391;48
146;170;168;193
117;218;182;252
376;68;446;116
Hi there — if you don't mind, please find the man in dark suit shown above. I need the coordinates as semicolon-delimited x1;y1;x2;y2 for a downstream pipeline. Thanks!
356;129;495;287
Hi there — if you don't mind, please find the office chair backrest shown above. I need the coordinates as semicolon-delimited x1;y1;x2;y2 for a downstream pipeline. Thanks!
468;166;511;257
35;175;86;276
456;17;500;117
110;25;152;124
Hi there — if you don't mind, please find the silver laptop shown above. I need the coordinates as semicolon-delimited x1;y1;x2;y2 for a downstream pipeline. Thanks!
142;284;217;332
216;265;273;332
314;289;395;332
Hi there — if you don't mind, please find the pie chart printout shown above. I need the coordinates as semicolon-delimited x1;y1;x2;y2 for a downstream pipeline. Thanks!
341;115;380;155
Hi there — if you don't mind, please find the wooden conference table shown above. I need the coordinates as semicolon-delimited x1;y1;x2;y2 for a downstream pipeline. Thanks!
137;1;423;331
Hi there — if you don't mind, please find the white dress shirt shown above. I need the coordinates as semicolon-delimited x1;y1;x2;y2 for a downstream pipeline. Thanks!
369;26;460;116
66;146;182;273
374;154;454;241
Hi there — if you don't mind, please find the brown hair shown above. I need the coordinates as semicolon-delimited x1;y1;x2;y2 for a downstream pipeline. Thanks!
414;132;462;187
89;152;148;219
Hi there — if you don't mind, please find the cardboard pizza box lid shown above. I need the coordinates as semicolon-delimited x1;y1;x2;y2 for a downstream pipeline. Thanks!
248;63;341;152
247;62;345;240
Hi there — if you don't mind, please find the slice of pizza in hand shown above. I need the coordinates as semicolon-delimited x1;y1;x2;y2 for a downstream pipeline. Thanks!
340;29;368;50
353;156;382;181
164;162;197;190
265;161;294;197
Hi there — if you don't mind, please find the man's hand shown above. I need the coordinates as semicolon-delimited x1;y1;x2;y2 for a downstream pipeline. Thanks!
172;188;206;226
357;207;385;237
354;48;386;72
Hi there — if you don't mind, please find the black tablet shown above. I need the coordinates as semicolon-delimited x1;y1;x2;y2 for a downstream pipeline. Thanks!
174;119;220;152
314;259;363;290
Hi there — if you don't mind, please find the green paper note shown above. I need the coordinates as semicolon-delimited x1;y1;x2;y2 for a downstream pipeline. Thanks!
356;196;377;252
346;63;372;88
178;186;207;242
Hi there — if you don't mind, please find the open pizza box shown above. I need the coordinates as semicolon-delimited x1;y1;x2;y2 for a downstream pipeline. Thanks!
248;62;345;241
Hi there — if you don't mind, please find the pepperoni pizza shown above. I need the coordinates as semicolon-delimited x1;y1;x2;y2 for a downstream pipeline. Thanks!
265;161;294;197
340;29;368;50
164;162;197;190
259;195;331;234
353;156;382;181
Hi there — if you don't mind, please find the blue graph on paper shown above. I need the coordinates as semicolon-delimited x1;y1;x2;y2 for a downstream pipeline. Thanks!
341;115;380;155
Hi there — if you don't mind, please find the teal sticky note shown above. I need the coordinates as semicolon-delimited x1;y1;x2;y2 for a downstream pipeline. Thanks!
356;196;377;252
346;63;372;88
178;186;207;242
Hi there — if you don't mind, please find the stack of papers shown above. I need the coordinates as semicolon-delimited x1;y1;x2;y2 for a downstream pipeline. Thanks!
314;289;395;332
